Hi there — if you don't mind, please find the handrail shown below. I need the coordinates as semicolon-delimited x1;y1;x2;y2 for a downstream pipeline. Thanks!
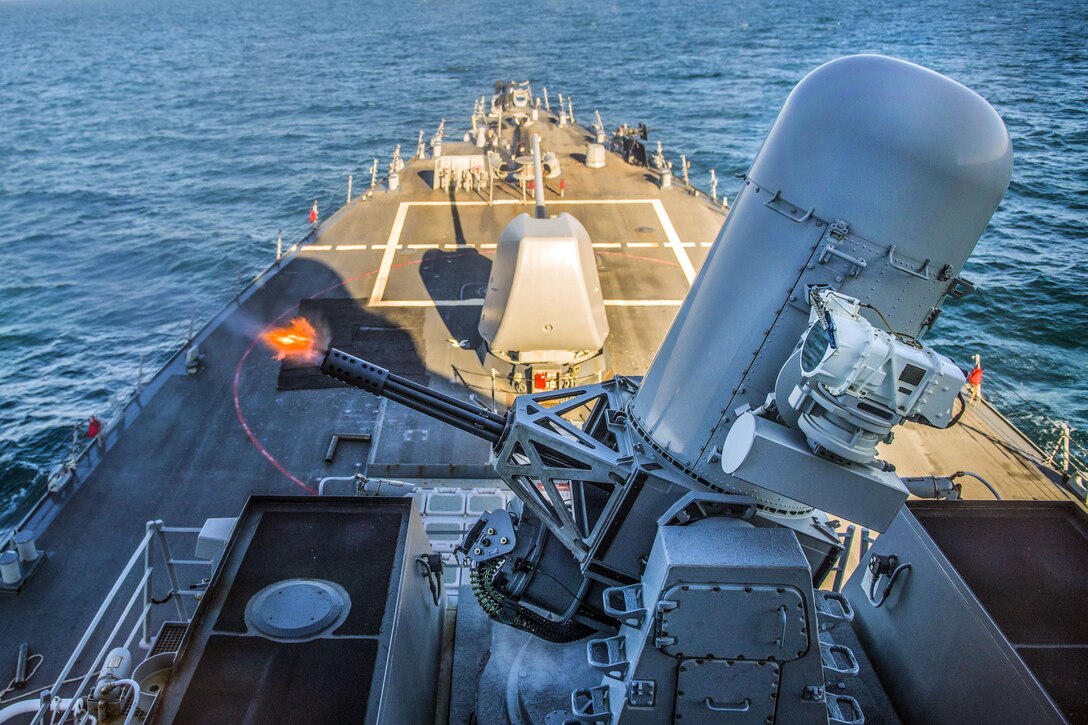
29;528;152;725
25;521;208;725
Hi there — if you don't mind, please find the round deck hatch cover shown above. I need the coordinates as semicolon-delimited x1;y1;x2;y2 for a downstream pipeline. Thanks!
245;579;349;640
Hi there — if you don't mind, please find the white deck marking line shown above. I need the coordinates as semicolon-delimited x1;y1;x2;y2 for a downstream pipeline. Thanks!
700;242;713;248
370;300;481;307
301;245;333;251
369;202;410;306
404;199;653;207
592;243;622;249
602;300;682;306
367;200;690;303
543;199;650;205
336;244;370;251
650;199;695;284
625;242;659;248
368;299;683;308
407;244;440;249
443;243;472;249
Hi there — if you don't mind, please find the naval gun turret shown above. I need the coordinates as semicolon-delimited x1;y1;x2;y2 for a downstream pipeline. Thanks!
477;132;610;394
478;211;610;392
320;55;1012;723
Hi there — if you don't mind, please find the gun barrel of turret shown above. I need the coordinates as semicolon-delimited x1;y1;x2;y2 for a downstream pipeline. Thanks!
531;133;546;219
320;348;508;444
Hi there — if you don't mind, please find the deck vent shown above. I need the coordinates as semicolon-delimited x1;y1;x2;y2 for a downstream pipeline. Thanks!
149;622;187;657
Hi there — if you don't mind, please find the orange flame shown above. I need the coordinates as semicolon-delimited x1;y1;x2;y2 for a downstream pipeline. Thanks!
261;317;321;362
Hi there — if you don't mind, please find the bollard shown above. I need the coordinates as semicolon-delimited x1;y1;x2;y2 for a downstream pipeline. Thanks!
585;144;606;169
388;172;400;192
13;530;38;563
0;551;20;584
558;93;567;127
659;168;672;189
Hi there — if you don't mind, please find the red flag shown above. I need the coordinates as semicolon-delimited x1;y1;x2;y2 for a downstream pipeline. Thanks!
309;200;318;224
86;416;102;439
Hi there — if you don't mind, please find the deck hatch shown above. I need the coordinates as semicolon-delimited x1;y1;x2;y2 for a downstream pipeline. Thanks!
214;510;400;636
148;496;443;724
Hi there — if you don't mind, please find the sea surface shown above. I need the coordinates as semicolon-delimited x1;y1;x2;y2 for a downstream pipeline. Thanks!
1;0;1086;527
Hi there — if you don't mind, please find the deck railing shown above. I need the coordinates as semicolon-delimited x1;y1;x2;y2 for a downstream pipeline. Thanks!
9;521;208;725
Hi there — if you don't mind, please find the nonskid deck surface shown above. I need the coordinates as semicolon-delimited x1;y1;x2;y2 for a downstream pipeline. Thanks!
0;104;1074;701
0;112;726;691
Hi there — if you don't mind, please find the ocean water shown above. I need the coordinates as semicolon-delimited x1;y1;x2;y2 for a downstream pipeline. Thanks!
1;0;1085;526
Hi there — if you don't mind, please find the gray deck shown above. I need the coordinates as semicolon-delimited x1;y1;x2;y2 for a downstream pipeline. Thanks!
0;101;1077;709
0;111;728;694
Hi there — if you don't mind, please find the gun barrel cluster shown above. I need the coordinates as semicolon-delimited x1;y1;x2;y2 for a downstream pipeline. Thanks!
320;348;507;444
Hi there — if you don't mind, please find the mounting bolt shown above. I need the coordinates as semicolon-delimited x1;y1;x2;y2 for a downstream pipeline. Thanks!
473;547;483;555
500;537;509;545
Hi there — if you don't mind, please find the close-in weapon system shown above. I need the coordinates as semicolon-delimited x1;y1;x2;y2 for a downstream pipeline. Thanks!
322;54;1012;723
